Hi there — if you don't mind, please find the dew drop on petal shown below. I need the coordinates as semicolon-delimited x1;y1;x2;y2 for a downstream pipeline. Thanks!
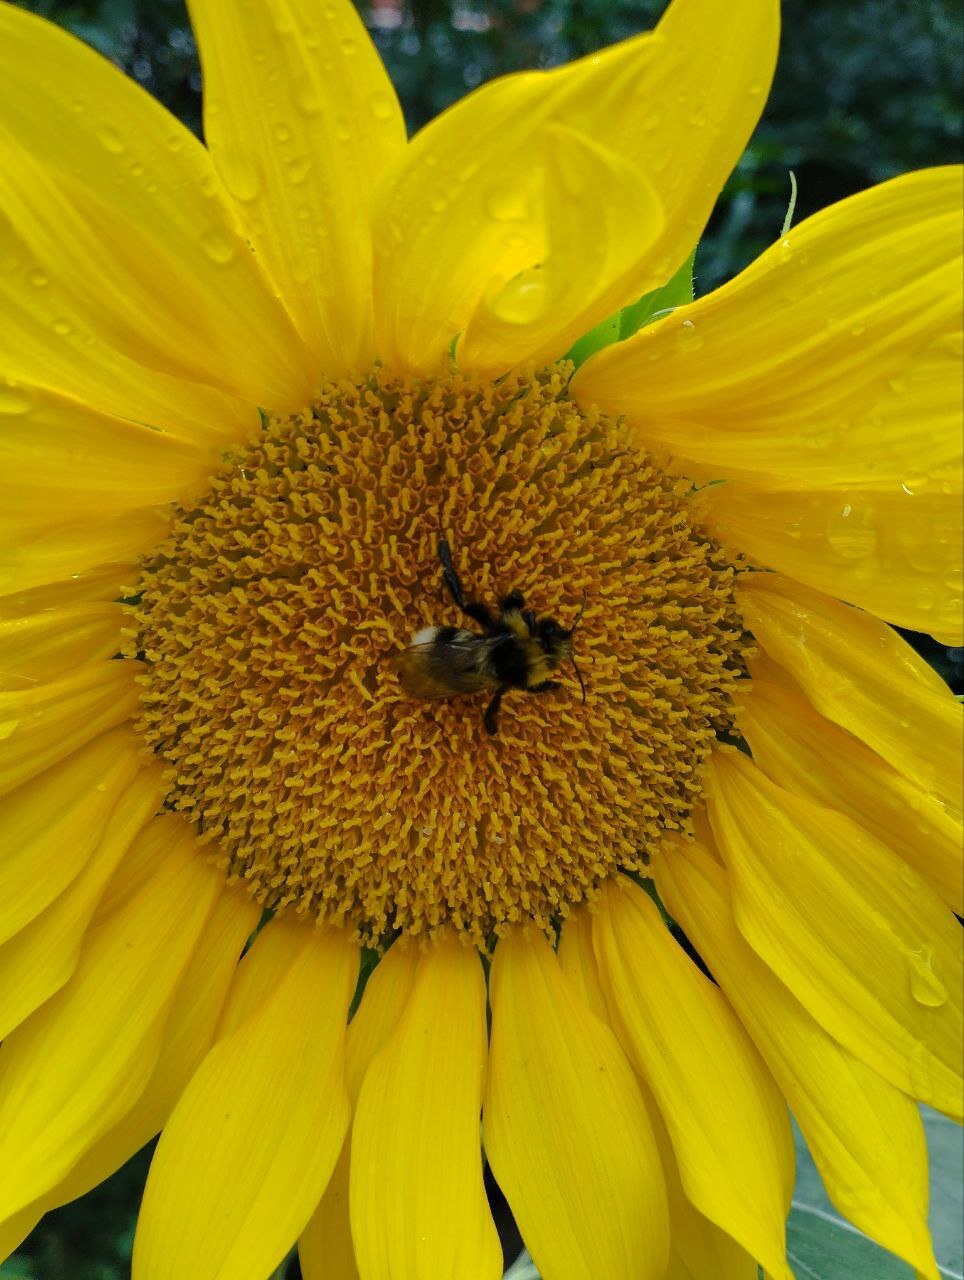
900;470;930;495
218;150;261;203
488;275;549;325
370;91;394;121
97;125;125;154
676;319;703;351
826;504;878;560
199;229;238;264
907;949;948;1008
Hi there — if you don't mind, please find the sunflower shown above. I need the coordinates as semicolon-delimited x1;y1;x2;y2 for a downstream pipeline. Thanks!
0;0;961;1276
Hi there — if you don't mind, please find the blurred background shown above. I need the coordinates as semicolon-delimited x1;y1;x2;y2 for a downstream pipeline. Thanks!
4;0;963;1276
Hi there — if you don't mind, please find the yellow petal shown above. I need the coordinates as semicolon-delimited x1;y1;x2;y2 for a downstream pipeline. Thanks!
636;1077;759;1280
0;565;134;619
0;762;164;1040
0;8;316;410
558;905;610;1021
299;942;419;1280
457;127;662;379
90;815;187;927
698;481;963;644
0;603;126;690
0;822;220;1217
2;879;258;1246
0;384;218;531
738;679;963;915
350;934;500;1280
0;1205;42;1265
655;837;939;1279
484;927;669;1280
0;727;144;942
51;883;260;1210
558;912;755;1280
573;167;963;481
1;510;170;598
737;573;963;808
592;877;794;1279
187;0;405;375
707;749;964;1120
374;0;778;372
0;662;140;797
134;919;357;1280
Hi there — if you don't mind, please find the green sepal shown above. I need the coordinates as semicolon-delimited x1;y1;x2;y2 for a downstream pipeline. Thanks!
617;247;696;340
565;246;697;369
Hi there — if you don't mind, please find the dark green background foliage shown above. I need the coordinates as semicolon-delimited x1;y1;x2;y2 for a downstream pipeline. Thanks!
5;2;963;1277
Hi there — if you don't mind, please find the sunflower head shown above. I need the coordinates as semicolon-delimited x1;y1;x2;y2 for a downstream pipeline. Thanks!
0;1;960;1279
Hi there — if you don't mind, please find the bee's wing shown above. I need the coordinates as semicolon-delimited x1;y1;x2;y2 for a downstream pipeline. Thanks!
391;636;497;699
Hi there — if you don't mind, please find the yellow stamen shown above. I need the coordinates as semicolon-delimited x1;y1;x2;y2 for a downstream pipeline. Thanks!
127;364;747;947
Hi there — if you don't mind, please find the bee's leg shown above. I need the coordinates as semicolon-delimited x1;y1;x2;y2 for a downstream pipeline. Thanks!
528;680;562;694
439;537;497;630
483;686;507;736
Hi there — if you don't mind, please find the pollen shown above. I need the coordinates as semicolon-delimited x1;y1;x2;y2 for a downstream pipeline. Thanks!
128;364;748;947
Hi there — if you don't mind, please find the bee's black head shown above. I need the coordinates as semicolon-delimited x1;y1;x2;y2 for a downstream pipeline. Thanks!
536;616;571;660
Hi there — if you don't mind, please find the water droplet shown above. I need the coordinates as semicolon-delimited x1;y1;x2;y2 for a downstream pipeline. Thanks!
334;116;352;142
907;949;947;1008
129;161;145;178
887;376;906;395
51;319;72;337
487;273;549;325
273;123;292;144
97;125;125;154
295;77;323;115
779;238;793;263
850;318;866;336
95;782;108;793
340;36;357;54
900;470;930;495
219;150;261;203
687;107;708;127
28;269;48;289
370;91;394;121
484;184;529;223
676;318;703;351
199;228;237;264
942;564;963;592
429;196;447;214
286;155;312;185
167;133;185;153
0;383;31;415
748;79;765;95
827;504;877;559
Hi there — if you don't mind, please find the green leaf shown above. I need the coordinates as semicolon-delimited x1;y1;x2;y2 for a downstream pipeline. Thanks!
564;310;621;370
617;248;696;341
787;1109;963;1279
565;248;697;370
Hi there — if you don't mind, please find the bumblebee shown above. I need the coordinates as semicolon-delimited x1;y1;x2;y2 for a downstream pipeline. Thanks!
395;537;586;735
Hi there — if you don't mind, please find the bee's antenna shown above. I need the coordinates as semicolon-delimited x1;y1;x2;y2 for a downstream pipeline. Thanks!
571;589;588;631
571;653;587;704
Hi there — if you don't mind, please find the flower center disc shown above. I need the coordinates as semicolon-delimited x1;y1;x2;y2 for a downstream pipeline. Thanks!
131;365;746;946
